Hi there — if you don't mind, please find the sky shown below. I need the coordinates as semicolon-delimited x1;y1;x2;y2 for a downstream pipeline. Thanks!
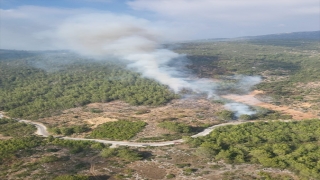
0;0;319;50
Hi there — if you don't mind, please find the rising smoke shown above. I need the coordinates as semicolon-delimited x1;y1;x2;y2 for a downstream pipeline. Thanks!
55;13;219;95
224;102;256;117
54;13;261;116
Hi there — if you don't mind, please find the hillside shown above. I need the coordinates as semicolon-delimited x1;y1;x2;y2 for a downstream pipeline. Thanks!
175;32;320;118
0;32;320;179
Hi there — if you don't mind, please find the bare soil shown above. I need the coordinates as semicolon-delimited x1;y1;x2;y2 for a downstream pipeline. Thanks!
0;134;11;140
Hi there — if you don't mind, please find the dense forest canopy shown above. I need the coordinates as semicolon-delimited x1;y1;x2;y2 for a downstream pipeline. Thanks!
185;120;320;179
0;50;177;119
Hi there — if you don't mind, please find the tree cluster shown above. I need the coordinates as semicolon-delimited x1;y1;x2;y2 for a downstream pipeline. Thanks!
186;120;320;179
49;125;90;136
90;120;147;140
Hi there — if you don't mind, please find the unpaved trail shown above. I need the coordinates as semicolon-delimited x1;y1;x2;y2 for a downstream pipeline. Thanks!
19;120;49;137
89;155;99;179
222;90;317;120
5;113;293;148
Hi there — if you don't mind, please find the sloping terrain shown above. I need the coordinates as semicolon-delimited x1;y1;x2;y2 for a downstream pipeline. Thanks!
1;32;319;179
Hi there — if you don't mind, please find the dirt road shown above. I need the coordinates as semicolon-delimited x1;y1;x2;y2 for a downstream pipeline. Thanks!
19;120;49;137
9;115;291;148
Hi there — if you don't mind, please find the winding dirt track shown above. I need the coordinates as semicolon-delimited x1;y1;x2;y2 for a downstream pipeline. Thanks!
0;113;250;147
14;117;291;148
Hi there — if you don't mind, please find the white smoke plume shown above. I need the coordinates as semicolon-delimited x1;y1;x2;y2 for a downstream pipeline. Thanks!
51;12;261;103
55;13;218;95
224;102;256;117
236;75;262;92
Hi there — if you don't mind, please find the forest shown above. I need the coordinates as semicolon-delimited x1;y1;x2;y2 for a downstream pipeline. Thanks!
0;50;177;119
185;120;320;179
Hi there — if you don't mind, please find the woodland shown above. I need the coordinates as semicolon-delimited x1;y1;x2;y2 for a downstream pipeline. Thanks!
0;51;176;119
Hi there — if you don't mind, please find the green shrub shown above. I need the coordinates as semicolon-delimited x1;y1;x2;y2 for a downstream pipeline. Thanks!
158;121;191;133
176;163;191;168
90;108;103;113
100;148;117;158
166;174;176;179
40;155;59;163
239;114;252;120
100;147;142;161
215;110;234;120
90;120;146;140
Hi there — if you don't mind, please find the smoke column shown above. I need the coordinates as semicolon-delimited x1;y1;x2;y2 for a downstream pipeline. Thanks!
55;13;218;95
55;13;260;101
224;102;256;117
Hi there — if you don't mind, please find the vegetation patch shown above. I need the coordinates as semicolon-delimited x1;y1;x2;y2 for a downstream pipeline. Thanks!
214;110;234;120
48;125;91;136
186;120;320;179
0;118;36;137
89;108;103;113
90;120;147;140
158;121;192;133
0;136;44;161
166;173;176;179
100;146;143;161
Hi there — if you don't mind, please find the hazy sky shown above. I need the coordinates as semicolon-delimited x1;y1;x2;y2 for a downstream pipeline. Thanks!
0;0;319;50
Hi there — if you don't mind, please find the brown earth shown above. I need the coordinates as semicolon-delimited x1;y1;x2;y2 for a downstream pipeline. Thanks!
0;134;11;140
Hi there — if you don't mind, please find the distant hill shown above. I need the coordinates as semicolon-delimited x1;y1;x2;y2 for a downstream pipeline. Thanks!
242;30;320;40
183;31;320;45
236;31;320;49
